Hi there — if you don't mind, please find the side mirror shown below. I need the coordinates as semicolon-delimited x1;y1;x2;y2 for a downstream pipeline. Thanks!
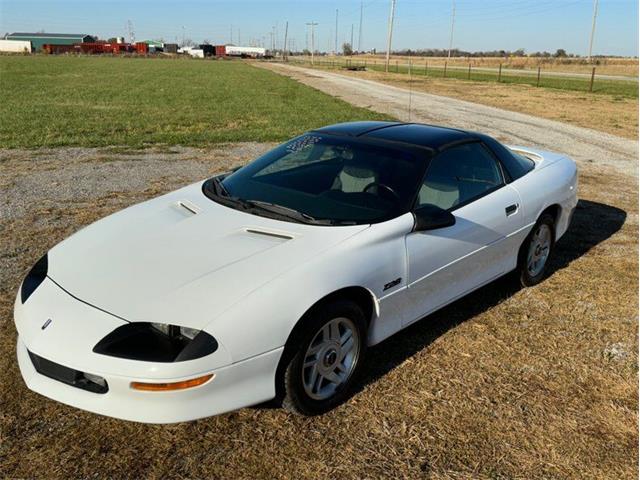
413;204;456;231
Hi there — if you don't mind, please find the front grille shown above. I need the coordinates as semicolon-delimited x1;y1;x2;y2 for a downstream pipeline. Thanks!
28;350;108;394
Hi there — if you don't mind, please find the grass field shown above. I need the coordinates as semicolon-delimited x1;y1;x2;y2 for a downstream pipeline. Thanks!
290;57;638;98
0;56;388;149
0;53;637;479
0;145;637;479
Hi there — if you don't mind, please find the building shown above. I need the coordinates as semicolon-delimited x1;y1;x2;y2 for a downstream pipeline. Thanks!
178;46;204;58
164;43;178;54
0;39;32;53
224;46;267;58
5;32;95;51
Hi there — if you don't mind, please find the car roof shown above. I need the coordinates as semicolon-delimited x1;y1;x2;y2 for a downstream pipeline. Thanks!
313;122;479;151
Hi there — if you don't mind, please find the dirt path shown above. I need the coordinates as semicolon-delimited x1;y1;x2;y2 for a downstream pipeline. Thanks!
261;63;638;177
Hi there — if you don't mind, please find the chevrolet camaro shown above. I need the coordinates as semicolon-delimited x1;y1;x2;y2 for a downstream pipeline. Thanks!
15;122;578;423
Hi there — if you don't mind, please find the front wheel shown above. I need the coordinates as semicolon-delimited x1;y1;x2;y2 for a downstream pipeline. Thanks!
281;300;367;416
517;213;555;287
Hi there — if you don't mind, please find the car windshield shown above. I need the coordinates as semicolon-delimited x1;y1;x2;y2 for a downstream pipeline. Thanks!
203;134;427;225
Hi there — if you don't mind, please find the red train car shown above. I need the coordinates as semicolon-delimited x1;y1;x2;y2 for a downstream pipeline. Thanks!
135;42;149;54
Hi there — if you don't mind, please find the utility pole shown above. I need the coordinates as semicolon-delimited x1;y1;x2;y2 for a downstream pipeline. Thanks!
358;0;363;52
127;20;135;44
385;0;396;72
283;21;289;61
238;29;241;46
230;25;233;44
587;0;599;62
350;23;354;50
335;9;339;54
272;26;276;51
306;22;318;65
447;0;456;59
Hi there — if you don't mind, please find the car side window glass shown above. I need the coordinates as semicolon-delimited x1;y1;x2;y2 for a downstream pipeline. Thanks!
417;143;503;210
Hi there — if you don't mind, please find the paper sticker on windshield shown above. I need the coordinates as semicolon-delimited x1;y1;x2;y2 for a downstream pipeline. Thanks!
285;135;322;154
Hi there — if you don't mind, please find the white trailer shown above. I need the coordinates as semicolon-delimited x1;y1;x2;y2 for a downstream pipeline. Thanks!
178;46;205;58
0;39;32;53
225;46;266;58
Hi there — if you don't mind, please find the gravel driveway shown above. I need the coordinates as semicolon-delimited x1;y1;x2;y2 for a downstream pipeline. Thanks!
261;63;638;176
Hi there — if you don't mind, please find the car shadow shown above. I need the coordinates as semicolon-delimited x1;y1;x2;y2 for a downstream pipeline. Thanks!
355;199;627;392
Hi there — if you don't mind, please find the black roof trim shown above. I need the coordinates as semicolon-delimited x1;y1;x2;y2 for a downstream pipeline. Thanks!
312;121;405;138
435;136;482;152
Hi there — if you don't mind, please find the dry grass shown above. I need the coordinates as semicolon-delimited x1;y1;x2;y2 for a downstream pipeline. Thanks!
322;68;639;140
0;147;637;479
351;55;639;77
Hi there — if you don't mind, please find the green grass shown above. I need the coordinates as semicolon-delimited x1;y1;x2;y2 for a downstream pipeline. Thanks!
302;58;639;98
0;56;389;149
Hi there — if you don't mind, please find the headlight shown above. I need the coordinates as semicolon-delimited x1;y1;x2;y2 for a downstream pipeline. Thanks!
93;322;218;363
21;253;48;303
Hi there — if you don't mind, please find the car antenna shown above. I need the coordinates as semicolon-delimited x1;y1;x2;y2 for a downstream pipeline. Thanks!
407;51;413;122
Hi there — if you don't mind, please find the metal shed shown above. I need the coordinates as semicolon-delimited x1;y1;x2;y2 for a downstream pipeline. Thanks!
5;33;95;51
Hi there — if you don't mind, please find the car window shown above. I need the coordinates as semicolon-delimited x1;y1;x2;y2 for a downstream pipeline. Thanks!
256;135;339;176
417;142;503;210
214;134;427;224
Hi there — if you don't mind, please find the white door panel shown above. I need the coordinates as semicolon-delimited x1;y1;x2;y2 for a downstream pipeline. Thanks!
404;185;523;324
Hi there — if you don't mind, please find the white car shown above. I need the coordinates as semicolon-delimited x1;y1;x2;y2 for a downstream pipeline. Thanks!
15;122;578;423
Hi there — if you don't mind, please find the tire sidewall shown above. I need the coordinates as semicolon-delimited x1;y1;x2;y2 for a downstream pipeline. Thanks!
281;300;368;416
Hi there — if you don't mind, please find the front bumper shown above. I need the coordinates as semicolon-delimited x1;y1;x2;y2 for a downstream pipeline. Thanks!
18;336;283;423
15;277;283;423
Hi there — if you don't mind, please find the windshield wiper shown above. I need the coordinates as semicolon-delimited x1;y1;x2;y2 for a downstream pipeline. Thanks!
210;176;230;197
242;200;333;225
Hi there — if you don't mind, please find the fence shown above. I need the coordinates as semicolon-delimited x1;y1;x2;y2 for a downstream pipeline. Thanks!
281;56;637;97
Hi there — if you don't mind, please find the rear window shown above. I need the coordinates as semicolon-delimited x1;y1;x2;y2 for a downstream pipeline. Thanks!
478;134;534;181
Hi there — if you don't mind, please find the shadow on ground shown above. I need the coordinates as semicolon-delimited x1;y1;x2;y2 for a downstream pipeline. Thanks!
356;199;627;391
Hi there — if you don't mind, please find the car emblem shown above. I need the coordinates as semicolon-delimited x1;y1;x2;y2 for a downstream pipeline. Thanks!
41;318;52;330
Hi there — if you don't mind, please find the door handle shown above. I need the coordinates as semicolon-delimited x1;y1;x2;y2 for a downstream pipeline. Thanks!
505;204;519;216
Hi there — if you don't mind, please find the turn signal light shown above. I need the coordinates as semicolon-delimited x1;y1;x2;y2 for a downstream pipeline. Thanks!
130;373;214;392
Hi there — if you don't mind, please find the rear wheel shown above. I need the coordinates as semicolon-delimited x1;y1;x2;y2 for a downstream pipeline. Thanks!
518;213;555;287
281;300;367;416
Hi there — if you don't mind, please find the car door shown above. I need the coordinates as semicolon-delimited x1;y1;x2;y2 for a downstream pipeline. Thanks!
403;141;523;326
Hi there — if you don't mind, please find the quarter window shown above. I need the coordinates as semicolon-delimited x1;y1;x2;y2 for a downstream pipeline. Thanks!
417;143;504;210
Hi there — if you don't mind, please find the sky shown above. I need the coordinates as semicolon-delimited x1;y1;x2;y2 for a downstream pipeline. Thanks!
0;0;637;56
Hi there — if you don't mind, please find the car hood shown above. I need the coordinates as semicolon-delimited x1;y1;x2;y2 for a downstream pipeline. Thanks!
47;182;369;329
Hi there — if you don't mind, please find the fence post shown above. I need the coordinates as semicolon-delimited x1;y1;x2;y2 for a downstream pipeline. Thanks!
498;63;502;82
589;67;596;92
536;66;541;87
425;59;428;76
408;58;412;76
395;60;398;73
468;62;471;80
444;61;447;77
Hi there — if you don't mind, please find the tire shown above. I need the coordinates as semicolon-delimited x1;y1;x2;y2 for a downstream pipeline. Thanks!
280;300;368;416
517;213;555;287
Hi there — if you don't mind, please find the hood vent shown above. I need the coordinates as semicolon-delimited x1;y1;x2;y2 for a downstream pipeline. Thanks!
177;200;201;215
245;228;293;240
